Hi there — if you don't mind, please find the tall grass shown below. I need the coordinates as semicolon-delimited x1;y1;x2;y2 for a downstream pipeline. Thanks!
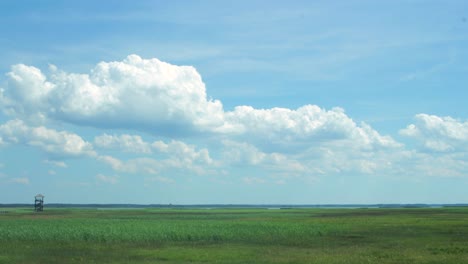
0;209;344;245
1;208;468;263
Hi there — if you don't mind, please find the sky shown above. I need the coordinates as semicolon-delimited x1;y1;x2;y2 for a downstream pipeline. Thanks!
1;0;468;204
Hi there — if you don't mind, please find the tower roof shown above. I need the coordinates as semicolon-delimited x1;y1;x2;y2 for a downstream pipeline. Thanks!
35;194;45;198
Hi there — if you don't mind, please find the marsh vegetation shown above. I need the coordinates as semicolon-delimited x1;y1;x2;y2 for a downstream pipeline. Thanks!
1;207;468;263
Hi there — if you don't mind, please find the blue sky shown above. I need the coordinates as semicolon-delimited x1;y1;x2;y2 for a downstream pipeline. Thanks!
1;1;468;204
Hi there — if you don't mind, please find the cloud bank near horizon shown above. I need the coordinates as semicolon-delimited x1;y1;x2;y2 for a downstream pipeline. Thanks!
1;55;396;147
1;55;467;182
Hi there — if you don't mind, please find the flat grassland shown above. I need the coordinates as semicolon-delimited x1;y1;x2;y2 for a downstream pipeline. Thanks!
1;207;468;263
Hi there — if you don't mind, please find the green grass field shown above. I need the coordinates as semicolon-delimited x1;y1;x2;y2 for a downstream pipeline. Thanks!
1;207;468;263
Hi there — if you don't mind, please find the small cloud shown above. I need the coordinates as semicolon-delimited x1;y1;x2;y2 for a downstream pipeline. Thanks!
10;177;30;185
96;174;119;185
0;120;95;157
48;170;56;175
400;114;468;152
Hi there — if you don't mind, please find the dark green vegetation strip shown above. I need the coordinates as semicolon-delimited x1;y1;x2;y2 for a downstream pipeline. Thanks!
1;208;468;263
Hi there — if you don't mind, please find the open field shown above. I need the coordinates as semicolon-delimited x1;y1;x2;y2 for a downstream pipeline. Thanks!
1;207;468;263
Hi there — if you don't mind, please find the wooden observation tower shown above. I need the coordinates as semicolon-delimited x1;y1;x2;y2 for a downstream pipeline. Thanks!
34;194;44;212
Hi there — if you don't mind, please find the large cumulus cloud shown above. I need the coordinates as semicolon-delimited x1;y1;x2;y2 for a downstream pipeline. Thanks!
0;54;426;181
0;55;397;152
2;55;225;135
1;55;468;181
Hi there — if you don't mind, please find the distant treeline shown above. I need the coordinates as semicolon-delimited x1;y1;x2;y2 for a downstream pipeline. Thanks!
1;203;468;209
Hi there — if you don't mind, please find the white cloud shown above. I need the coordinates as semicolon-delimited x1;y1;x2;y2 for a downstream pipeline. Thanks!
97;155;125;171
222;140;268;165
222;140;304;173
96;174;119;184
94;134;214;167
7;55;466;181
400;114;468;152
388;114;468;178
4;64;54;114
98;151;213;176
221;140;307;185
98;156;159;175
1;55;399;155
221;134;400;180
0;55;403;182
0;119;95;157
94;135;215;176
225;105;401;152
95;134;151;154
389;150;468;178
152;140;213;165
304;142;394;175
10;177;30;185
2;55;225;134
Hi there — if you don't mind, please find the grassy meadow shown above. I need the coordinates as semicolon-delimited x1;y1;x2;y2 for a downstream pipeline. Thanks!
1;207;468;263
